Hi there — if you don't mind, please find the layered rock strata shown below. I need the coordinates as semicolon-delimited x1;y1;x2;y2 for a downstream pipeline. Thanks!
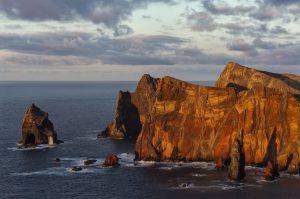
104;62;300;173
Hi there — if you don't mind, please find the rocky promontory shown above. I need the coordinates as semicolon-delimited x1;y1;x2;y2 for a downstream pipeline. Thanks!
21;104;62;146
104;62;300;174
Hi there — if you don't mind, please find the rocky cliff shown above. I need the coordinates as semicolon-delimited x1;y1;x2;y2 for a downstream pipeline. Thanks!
216;62;300;94
21;104;61;146
104;62;300;173
101;74;157;139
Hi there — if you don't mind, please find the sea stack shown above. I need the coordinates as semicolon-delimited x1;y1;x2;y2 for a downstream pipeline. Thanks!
228;130;246;181
265;128;279;180
21;104;61;146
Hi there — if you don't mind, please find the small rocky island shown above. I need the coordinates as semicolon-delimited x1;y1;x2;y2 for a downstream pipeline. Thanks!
103;62;300;178
20;104;62;147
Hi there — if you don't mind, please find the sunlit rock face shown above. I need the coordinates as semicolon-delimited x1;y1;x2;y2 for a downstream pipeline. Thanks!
21;104;61;146
213;86;300;169
214;63;300;169
105;62;300;173
216;62;300;94
135;76;238;161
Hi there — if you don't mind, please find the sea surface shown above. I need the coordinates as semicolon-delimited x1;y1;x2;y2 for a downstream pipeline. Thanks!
1;81;300;199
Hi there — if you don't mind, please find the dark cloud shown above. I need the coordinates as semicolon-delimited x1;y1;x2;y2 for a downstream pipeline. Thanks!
202;0;255;15
0;31;237;66
263;0;300;5
270;26;288;34
113;25;134;37
227;39;258;56
0;0;175;27
249;5;282;21
185;10;217;31
253;38;276;49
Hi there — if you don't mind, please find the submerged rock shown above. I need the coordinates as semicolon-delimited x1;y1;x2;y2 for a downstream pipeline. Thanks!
84;159;97;166
228;130;246;181
72;166;82;172
103;153;120;167
21;104;62;146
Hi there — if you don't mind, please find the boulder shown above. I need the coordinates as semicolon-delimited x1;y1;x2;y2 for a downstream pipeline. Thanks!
21;104;62;146
103;153;120;167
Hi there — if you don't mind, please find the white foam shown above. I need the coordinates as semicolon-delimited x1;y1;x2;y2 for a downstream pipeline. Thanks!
74;136;98;141
191;173;207;177
8;144;56;151
118;154;216;170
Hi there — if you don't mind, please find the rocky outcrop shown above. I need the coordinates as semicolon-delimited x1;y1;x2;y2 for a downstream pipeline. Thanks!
101;74;158;139
104;62;300;174
103;153;120;167
216;62;300;94
228;130;246;181
21;104;62;146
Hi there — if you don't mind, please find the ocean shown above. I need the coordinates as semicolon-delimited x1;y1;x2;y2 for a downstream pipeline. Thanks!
1;81;300;199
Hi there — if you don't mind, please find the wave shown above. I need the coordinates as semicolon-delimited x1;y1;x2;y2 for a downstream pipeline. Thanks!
118;153;216;170
8;144;56;151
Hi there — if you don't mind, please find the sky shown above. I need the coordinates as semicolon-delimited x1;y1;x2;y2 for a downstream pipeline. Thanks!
0;0;299;81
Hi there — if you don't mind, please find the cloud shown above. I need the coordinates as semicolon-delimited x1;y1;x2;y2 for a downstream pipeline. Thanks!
184;10;217;31
202;0;255;15
0;0;175;27
249;5;283;21
253;38;276;49
113;25;134;37
263;0;300;5
0;30;238;66
227;39;258;56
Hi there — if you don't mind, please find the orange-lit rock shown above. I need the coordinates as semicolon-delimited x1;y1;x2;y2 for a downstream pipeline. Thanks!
213;86;300;169
21;104;62;146
135;76;238;161
104;62;300;174
228;130;246;181
216;62;300;94
103;153;120;167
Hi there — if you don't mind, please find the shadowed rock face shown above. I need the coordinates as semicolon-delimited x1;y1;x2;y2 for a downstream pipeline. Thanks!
21;104;61;146
101;74;157;139
105;62;300;173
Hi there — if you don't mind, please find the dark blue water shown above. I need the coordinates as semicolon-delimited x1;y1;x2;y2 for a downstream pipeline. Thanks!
1;81;300;199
